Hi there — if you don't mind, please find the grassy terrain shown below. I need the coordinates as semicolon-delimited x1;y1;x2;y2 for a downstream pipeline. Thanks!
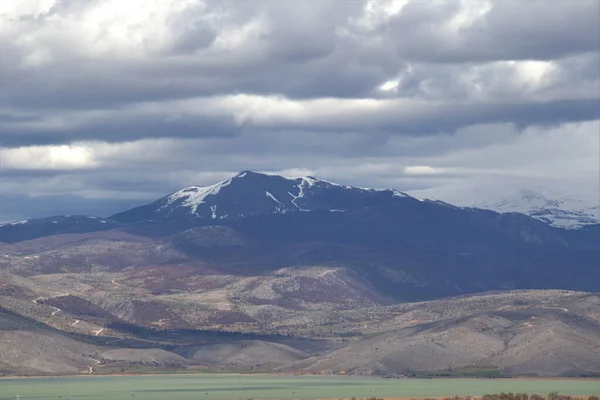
0;375;598;400
410;368;504;378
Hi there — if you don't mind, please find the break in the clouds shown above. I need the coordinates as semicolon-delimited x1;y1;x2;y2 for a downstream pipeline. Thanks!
0;0;599;221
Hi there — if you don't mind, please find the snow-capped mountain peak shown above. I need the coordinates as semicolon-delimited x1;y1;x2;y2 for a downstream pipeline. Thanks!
110;171;411;223
408;180;599;229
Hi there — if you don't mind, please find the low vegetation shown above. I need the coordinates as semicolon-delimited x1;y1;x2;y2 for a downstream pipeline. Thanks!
406;368;504;378
349;396;600;400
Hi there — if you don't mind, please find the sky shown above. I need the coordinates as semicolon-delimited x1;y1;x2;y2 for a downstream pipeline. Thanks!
0;0;599;222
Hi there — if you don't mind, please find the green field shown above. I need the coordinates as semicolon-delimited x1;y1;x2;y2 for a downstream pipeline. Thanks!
0;375;598;400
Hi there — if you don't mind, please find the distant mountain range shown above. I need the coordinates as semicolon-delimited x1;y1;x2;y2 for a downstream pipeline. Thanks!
3;171;596;231
408;179;599;229
1;171;600;377
1;171;599;298
109;171;600;229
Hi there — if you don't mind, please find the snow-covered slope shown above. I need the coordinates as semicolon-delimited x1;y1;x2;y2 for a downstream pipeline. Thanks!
111;171;408;223
408;180;599;229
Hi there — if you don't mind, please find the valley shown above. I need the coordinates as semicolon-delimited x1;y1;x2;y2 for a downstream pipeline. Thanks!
1;375;599;400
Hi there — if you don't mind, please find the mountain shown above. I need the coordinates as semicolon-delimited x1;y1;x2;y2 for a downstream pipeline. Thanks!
110;170;407;223
408;179;599;229
1;171;600;377
0;215;121;244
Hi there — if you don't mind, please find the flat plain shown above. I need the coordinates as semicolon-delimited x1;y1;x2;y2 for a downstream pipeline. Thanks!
1;375;599;400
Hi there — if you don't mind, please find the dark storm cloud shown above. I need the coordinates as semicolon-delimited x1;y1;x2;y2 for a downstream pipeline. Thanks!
0;111;239;147
1;96;598;147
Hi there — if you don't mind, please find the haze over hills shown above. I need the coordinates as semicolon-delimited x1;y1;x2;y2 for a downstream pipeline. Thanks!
408;178;600;229
1;171;599;377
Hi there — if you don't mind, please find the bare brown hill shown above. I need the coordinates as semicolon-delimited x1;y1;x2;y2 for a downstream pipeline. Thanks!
283;305;600;377
1;278;599;376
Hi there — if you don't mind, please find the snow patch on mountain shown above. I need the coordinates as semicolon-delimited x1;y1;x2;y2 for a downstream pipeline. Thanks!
0;220;28;227
290;178;310;210
388;189;408;198
305;176;350;189
162;178;233;215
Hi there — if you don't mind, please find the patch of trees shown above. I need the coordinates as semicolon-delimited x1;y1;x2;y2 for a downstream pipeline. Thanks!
403;369;504;379
481;394;599;400
351;396;600;400
578;372;600;378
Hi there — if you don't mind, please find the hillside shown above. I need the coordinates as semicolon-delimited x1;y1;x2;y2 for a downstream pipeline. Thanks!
0;171;599;377
283;297;600;377
1;282;599;376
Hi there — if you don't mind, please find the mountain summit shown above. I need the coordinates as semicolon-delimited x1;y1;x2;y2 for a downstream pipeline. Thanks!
110;171;408;223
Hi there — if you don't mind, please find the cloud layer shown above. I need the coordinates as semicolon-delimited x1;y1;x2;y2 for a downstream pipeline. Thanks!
0;0;599;221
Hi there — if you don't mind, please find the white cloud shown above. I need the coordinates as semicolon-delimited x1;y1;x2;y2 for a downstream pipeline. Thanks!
0;145;95;170
403;166;442;175
352;0;410;30
0;0;55;18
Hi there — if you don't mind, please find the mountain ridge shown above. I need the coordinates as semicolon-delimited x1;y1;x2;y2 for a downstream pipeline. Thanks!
1;171;596;233
1;171;598;246
109;170;408;223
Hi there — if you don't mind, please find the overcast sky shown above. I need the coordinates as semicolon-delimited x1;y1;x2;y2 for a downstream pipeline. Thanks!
0;0;599;222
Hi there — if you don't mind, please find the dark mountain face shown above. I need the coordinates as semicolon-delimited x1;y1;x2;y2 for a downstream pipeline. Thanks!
0;216;121;244
109;170;407;223
209;203;600;299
